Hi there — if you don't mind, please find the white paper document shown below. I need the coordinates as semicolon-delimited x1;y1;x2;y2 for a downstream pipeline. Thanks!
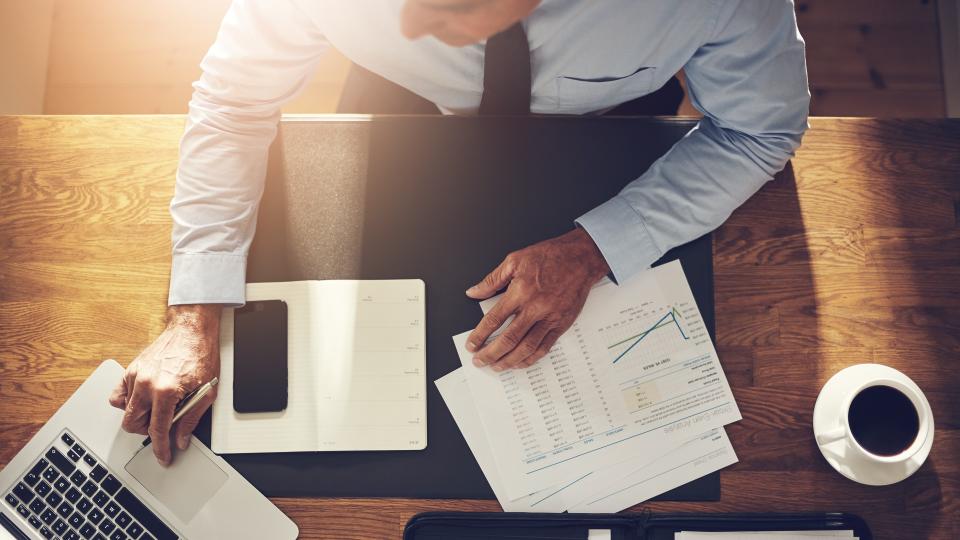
454;260;741;499
435;369;566;512
565;427;736;512
436;368;737;512
212;279;426;453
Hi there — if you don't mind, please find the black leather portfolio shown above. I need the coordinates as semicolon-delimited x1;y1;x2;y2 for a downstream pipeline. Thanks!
200;116;722;500
403;512;874;540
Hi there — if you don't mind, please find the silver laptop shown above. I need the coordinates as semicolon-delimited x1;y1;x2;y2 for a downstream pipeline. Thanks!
0;360;298;540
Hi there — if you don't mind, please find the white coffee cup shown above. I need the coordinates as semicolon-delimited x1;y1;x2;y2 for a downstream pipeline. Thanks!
816;374;932;465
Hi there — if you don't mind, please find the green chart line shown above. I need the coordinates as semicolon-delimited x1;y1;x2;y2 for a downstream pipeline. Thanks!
609;307;688;364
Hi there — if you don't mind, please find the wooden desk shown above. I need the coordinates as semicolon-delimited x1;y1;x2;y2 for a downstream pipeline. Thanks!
1;116;958;539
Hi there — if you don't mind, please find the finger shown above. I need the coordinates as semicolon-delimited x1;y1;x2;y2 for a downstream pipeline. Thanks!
474;310;538;368
108;376;129;409
121;378;152;435
521;329;562;368
466;256;515;300
148;385;181;466
466;296;518;354
111;363;139;410
491;321;549;371
173;390;216;451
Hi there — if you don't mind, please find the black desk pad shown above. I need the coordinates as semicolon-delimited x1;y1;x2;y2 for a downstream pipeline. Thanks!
205;116;719;501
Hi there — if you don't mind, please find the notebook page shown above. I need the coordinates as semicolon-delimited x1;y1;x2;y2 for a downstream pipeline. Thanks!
311;279;427;450
212;279;426;453
213;280;319;453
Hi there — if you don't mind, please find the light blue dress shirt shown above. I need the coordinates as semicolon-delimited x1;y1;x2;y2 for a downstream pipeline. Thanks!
169;0;810;305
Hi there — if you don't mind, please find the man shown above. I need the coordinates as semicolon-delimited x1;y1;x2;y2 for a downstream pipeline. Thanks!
109;0;810;466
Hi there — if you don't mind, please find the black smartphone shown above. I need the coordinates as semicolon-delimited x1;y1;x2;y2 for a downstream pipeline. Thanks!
233;299;288;413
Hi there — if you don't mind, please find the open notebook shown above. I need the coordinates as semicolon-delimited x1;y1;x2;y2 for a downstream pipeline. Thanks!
211;279;427;453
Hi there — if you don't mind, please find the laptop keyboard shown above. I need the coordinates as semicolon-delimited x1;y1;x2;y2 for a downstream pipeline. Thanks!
4;430;178;540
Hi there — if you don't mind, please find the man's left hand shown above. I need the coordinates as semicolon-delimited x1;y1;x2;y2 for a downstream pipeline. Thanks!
465;228;610;370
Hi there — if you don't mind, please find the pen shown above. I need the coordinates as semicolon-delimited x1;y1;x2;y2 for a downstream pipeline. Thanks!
141;377;219;447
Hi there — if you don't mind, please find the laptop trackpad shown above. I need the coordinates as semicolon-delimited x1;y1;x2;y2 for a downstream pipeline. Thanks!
125;441;228;524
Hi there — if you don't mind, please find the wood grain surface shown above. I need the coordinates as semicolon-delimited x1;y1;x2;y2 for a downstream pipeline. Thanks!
1;116;958;539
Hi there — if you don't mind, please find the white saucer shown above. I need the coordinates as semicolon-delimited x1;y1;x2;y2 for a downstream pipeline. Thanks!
813;364;934;486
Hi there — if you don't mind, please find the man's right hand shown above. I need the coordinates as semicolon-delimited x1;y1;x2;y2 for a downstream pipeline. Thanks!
109;304;222;466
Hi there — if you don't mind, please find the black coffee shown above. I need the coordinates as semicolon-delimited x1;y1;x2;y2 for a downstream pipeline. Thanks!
848;385;920;456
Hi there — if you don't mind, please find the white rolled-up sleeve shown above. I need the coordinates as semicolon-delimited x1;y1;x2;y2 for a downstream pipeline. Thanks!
168;0;328;305
577;0;810;283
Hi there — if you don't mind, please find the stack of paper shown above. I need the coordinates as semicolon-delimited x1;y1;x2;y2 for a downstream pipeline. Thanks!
437;260;741;512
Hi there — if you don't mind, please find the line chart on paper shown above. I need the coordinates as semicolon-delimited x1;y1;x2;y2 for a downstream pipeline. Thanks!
597;298;716;417
600;303;703;366
607;306;690;364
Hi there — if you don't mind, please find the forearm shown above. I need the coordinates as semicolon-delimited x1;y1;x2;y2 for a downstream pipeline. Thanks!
167;0;330;306
578;116;804;283
167;100;274;306
165;304;223;331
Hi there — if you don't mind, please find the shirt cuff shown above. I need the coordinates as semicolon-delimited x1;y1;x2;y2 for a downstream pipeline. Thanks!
168;252;247;306
575;195;661;285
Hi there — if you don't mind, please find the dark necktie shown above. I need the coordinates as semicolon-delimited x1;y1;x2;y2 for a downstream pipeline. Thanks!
479;22;531;115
